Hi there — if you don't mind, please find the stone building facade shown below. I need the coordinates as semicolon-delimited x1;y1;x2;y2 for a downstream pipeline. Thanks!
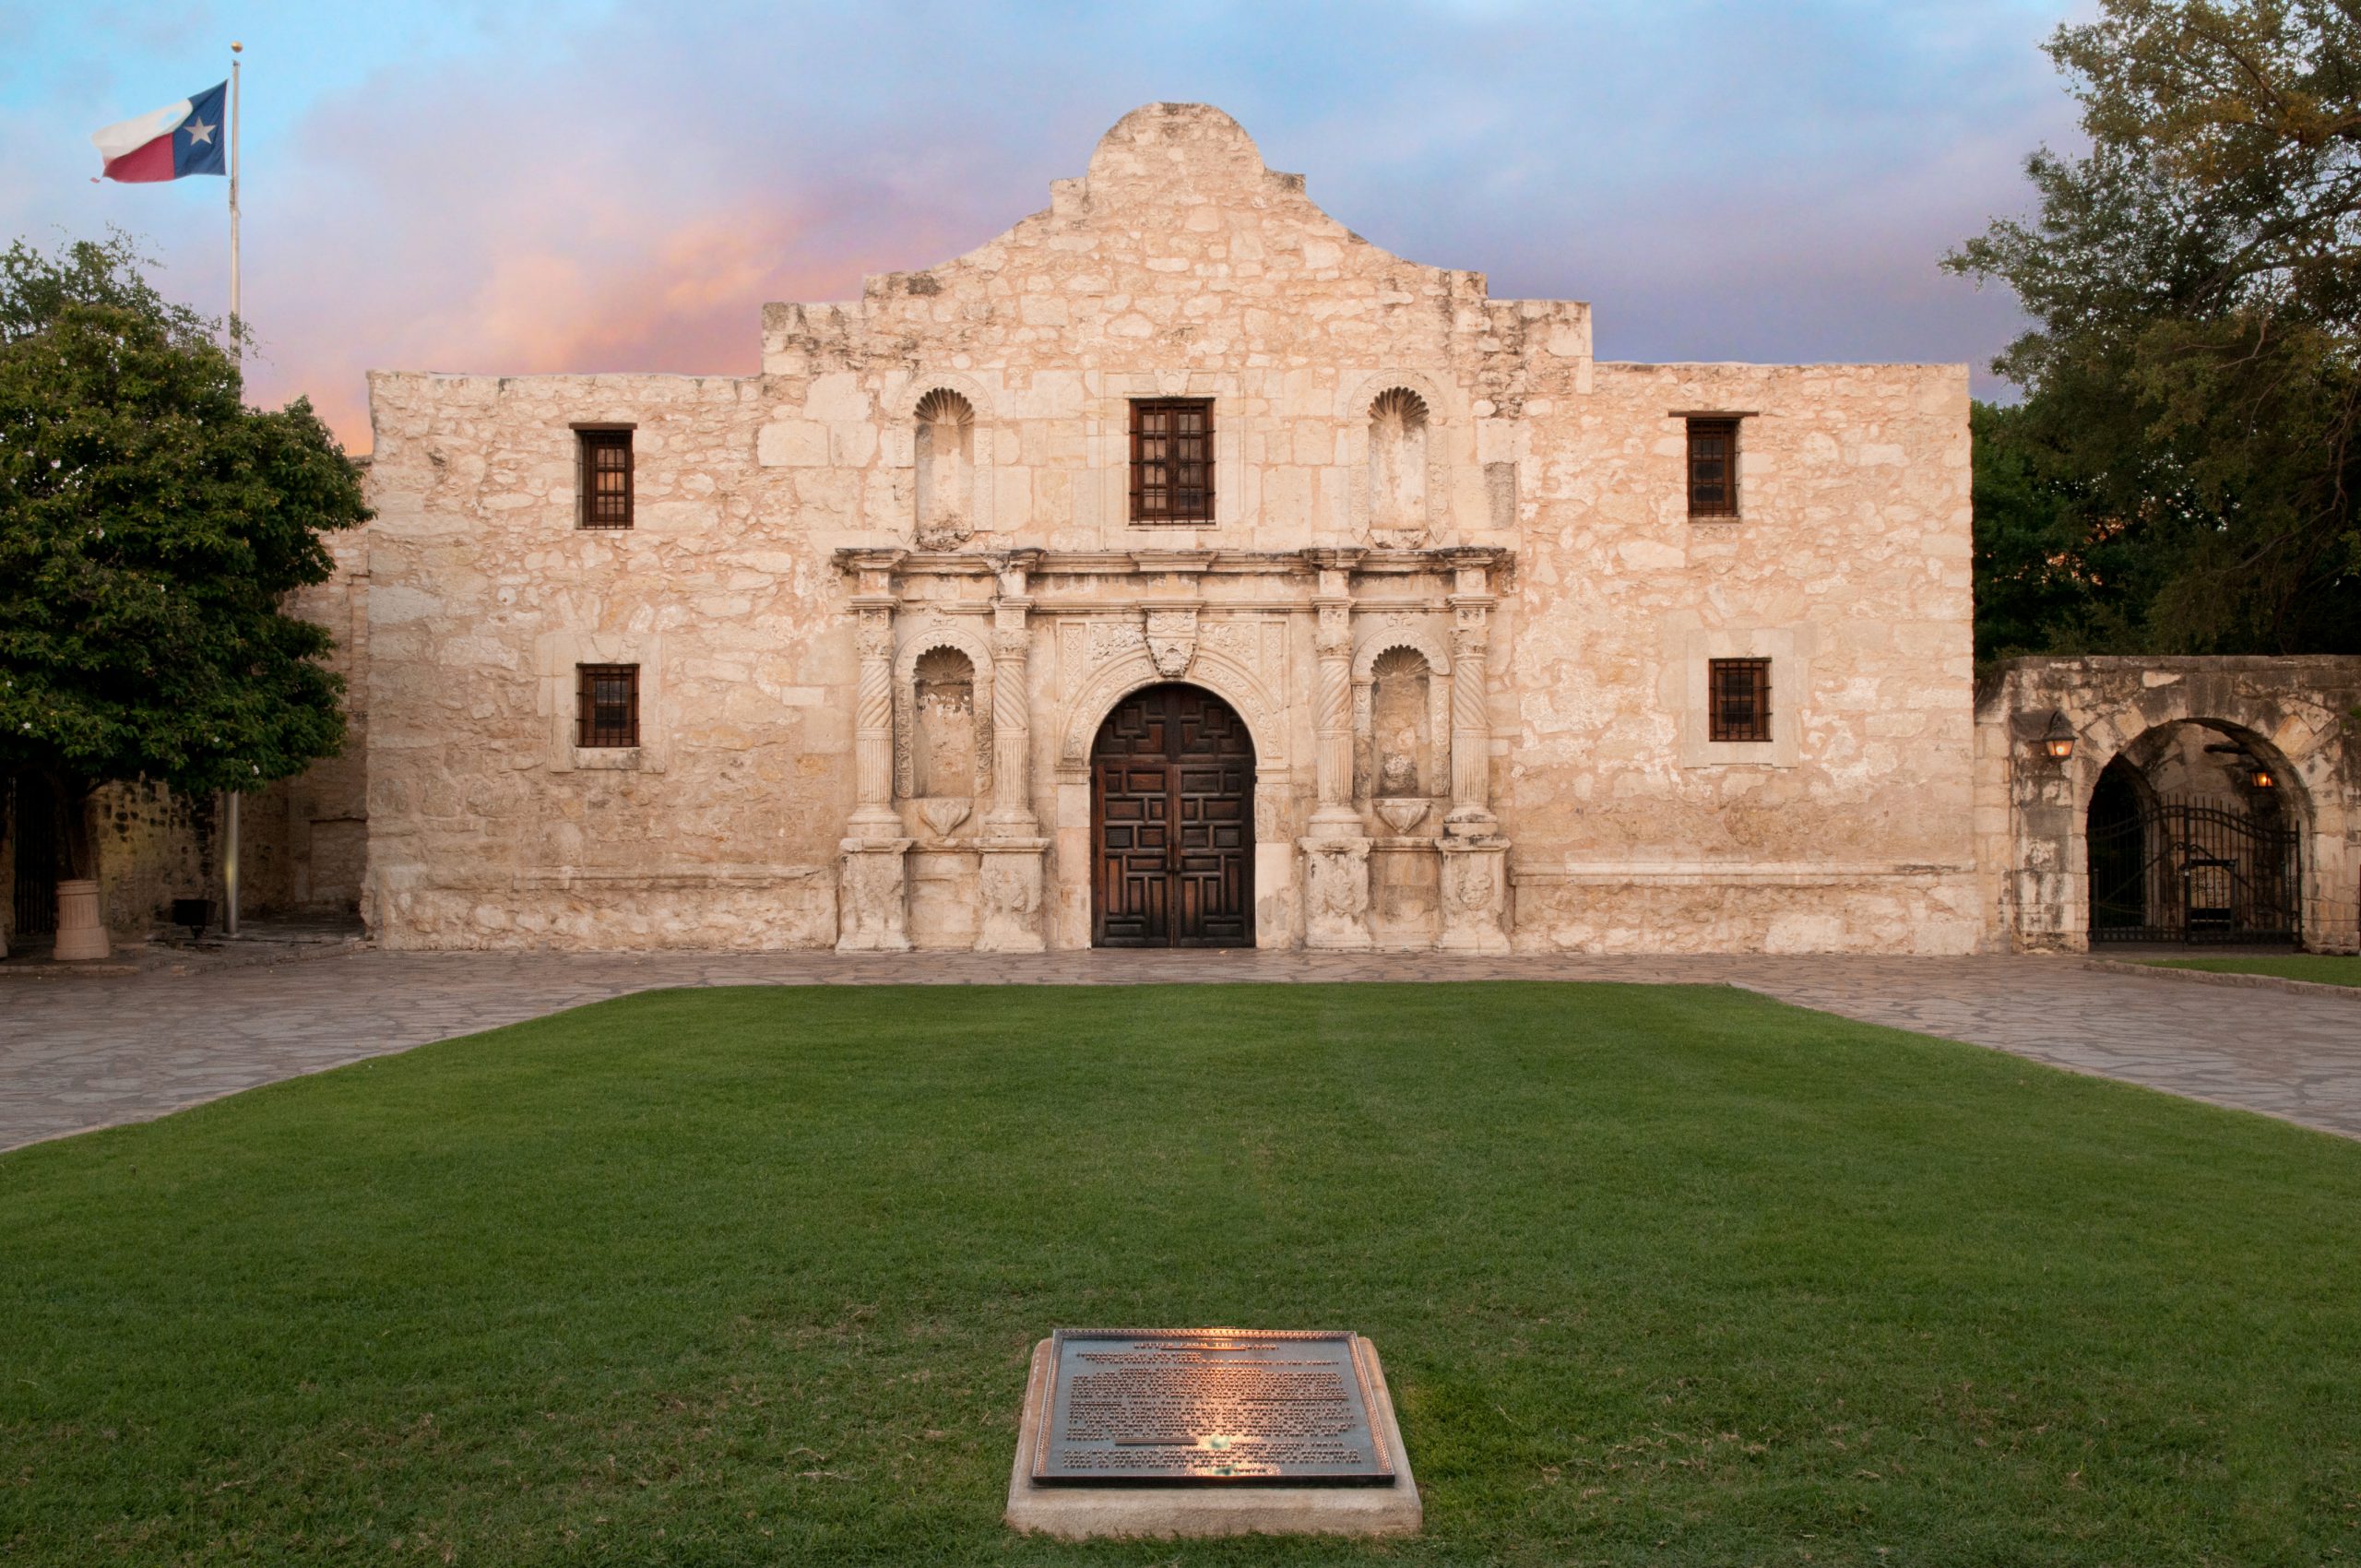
355;103;1982;956
20;104;2348;959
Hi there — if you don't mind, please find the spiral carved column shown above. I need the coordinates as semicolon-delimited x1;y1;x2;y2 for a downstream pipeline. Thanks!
850;602;900;833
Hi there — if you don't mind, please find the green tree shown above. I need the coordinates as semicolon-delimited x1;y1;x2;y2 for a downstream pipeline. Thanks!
0;232;367;885
1951;0;2361;656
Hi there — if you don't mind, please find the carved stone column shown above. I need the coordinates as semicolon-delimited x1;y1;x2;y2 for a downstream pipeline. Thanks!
1442;548;1501;837
977;551;1048;953
1307;549;1365;838
1300;549;1371;949
984;551;1041;835
847;551;905;836
838;549;910;952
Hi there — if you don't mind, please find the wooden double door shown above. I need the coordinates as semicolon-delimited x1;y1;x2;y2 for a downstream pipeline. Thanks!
1091;684;1255;947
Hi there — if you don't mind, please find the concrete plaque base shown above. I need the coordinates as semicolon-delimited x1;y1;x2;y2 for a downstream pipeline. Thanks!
1004;1337;1422;1539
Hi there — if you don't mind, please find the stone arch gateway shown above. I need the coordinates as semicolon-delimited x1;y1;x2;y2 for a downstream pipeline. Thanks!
1978;657;2360;953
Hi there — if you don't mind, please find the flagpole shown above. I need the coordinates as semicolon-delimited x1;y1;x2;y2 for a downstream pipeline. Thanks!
224;41;243;938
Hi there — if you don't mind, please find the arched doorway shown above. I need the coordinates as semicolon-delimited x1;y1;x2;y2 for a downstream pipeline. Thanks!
2086;756;2152;936
2084;721;2304;944
1090;683;1254;947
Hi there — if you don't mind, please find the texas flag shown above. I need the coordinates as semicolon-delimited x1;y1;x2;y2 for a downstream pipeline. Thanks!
90;82;227;183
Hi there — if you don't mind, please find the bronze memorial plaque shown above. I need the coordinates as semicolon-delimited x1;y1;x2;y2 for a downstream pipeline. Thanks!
1029;1328;1395;1485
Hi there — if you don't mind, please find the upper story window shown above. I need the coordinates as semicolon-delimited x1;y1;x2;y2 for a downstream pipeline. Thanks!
577;427;634;529
577;664;640;747
1708;658;1771;742
1687;416;1738;519
1130;398;1214;525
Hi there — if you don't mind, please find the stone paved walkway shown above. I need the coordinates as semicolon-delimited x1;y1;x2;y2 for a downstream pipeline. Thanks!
4;949;2357;1151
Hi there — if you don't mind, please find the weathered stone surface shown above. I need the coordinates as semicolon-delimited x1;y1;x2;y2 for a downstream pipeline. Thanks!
341;102;2005;954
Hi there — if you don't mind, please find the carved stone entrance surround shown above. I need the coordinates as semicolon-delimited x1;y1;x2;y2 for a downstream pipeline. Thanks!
831;546;1511;952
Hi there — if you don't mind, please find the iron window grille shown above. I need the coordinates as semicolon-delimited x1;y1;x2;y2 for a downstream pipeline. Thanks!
578;428;635;529
1687;417;1738;518
1708;658;1772;742
1130;398;1215;524
576;664;640;748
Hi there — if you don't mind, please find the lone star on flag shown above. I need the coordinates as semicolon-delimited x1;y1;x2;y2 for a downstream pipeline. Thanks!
184;117;215;146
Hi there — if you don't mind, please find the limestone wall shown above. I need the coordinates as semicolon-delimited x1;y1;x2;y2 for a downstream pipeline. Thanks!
244;522;374;917
364;371;841;948
1504;361;1977;952
360;102;1982;954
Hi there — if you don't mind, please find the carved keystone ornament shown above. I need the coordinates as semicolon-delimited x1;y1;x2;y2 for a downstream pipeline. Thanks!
1143;604;1199;680
1145;606;1199;679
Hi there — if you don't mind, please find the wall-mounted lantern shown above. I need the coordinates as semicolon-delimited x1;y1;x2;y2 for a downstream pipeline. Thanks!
2249;762;2277;791
2039;710;2076;763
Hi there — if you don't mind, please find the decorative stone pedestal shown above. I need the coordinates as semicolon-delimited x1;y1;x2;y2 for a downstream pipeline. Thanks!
51;878;110;961
1299;837;1373;951
836;838;912;953
1435;837;1511;954
976;838;1050;953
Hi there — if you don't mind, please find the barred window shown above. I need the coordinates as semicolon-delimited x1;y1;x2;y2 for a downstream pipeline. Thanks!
1687;417;1738;519
1130;398;1214;524
576;664;640;747
578;428;634;529
1708;658;1771;742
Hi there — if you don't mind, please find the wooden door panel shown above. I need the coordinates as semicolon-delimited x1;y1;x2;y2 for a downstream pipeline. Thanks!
1091;684;1254;948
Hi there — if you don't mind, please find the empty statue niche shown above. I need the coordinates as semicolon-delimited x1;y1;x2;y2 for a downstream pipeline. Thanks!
1368;387;1430;544
912;647;980;809
914;388;976;548
1370;646;1433;802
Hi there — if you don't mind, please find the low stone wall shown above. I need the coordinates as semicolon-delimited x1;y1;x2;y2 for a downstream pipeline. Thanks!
368;868;836;951
1511;866;1982;955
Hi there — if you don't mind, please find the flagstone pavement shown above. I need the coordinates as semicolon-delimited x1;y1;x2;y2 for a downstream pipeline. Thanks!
3;947;2356;1152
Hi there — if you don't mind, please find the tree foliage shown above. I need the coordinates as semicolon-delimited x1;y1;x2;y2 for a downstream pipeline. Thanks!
1952;0;2361;657
0;232;367;874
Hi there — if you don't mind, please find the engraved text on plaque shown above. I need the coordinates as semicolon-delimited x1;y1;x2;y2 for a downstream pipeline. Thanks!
1029;1328;1395;1485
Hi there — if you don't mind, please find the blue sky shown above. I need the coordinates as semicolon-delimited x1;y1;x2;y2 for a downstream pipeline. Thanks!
3;1;2088;446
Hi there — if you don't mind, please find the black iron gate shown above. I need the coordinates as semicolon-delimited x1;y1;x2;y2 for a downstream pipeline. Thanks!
9;774;59;937
2088;794;2301;944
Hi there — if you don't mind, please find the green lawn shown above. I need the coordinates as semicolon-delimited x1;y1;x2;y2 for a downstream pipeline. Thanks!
2143;954;2361;987
5;983;2359;1567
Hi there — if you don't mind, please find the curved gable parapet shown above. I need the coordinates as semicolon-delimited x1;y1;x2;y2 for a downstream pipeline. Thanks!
830;102;1500;319
1078;103;1311;210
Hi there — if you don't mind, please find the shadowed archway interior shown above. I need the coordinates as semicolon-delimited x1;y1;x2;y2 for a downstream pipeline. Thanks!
1089;683;1254;948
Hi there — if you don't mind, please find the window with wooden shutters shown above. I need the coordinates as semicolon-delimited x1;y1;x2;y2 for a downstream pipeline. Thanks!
576;664;640;747
578;428;634;529
1707;658;1771;742
1130;398;1214;524
1687;417;1738;518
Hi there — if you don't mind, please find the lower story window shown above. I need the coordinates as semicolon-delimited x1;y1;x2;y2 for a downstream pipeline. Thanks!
1708;658;1771;742
577;664;640;747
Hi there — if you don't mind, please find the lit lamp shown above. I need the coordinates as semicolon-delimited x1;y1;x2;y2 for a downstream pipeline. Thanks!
2039;710;2076;763
2248;762;2276;791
